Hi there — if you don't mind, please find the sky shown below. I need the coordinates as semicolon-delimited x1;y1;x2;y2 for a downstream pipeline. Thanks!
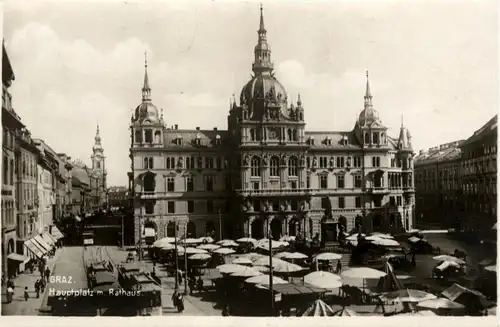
3;0;498;186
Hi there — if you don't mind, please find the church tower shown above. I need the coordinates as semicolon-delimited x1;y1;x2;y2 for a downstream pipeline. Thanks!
91;124;107;206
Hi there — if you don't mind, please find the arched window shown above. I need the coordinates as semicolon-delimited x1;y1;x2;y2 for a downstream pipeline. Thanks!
135;130;142;143
154;131;161;143
166;221;176;237
373;133;379;144
143;157;149;169
149;157;154;169
292;129;297;141
270;156;279;177
364;133;370;144
251;156;260;177
187;221;196;238
143;173;155;192
288;156;298;176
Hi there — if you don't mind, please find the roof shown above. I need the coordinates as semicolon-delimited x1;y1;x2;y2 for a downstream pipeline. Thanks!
163;128;230;149
267;282;326;295
415;142;462;166
460;115;497;147
108;186;127;193
305;131;360;149
2;42;15;85
72;166;90;186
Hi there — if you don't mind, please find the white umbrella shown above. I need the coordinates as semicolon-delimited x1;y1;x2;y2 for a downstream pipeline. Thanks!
184;247;208;254
232;257;253;265
315;252;342;261
346;233;365;241
370;232;394;239
236;237;257;245
253;256;288;268
160;243;175;251
183;238;201;245
197;244;221;251
152;237;177;247
274;252;292;259
198;236;215;243
304;271;343;290
245;275;288;286
380;289;437;303
279;235;296;242
433;255;465;265
341;267;387;279
255;239;285;249
252;265;270;273
216;264;247;274
213;247;236;255
417;297;464;310
230;267;263;277
371;238;400;247
217;240;239;247
282;252;308;260
273;262;304;274
397;310;436;316
189;253;211;261
484;265;497;273
243;252;265;262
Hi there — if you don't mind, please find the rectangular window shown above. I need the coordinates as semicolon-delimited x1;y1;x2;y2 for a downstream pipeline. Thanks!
253;182;259;190
337;175;345;189
186;157;194;169
205;176;214;191
3;156;8;185
216;157;222;169
186;177;194;191
254;200;261;212
145;129;153;143
306;157;311;168
355;196;361;208
165;157;175;169
167;201;175;213
145;202;155;214
319;157;328;168
167;178;175;192
372;157;381;167
291;200;298;211
206;200;214;213
353;157;362;168
354;175;362;188
397;196;402;206
290;181;297;189
391;158;395;167
306;175;311;188
338;197;345;209
187;200;195;213
205;157;214;169
336;157;344;168
320;175;328;189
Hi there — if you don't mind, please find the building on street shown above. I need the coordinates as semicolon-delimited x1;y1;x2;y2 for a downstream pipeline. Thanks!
129;7;416;245
108;186;129;210
34;143;57;234
414;115;497;233
2;42;25;279
91;124;107;210
414;140;463;227
70;164;90;216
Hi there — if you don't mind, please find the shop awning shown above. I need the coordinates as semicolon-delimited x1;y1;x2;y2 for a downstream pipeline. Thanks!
41;232;56;246
33;235;52;252
7;253;30;263
24;239;44;258
143;228;156;238
50;225;64;239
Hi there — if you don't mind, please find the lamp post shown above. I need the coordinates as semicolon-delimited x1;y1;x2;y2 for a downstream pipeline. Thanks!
174;218;179;290
268;225;274;314
184;226;188;295
218;209;223;240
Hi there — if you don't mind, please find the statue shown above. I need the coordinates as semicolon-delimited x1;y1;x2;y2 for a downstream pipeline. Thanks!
262;155;269;166
300;155;306;167
177;157;183;168
346;157;351;167
280;204;285;212
285;200;291;211
241;203;247;212
312;157;318;167
246;199;253;212
280;155;287;166
329;157;335;168
244;155;250;166
224;159;229;168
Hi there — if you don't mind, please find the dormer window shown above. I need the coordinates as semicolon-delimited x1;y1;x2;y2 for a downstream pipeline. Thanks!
325;136;332;146
309;137;315;145
342;135;348;146
195;134;201;146
215;134;221;146
145;129;153;143
175;134;183;146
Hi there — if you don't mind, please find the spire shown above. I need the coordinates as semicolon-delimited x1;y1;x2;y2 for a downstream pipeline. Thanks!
252;5;273;75
297;93;302;107
95;123;101;143
401;114;404;127
364;70;373;108
142;50;151;102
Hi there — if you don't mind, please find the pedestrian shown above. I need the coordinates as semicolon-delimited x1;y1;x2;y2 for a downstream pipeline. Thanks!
177;292;185;313
336;259;342;274
197;277;204;293
24;286;29;301
40;278;46;292
34;279;40;298
222;304;230;316
45;267;51;283
411;253;416;268
6;286;14;303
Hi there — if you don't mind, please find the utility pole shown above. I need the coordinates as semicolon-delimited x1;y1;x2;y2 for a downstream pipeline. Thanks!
184;226;188;295
138;207;143;261
121;215;124;249
268;226;274;315
218;209;222;240
174;218;179;289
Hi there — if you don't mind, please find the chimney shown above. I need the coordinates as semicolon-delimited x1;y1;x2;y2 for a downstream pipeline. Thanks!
175;124;178;130
213;127;218;132
196;127;200;131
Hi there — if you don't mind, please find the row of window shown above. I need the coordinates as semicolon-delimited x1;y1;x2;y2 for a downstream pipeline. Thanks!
144;156;226;170
464;144;497;159
318;175;361;189
2;201;15;226
135;129;162;144
2;156;14;186
21;152;38;180
2;128;15;150
144;200;231;215
145;175;231;193
248;128;299;142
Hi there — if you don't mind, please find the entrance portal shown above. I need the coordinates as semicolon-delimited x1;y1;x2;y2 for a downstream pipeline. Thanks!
288;219;298;237
166;222;176;237
251;219;264;239
270;219;282;240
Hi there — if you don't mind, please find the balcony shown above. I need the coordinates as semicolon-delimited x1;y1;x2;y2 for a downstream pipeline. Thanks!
367;187;391;194
236;188;313;197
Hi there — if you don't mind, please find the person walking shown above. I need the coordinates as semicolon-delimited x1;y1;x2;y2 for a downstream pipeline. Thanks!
44;267;51;283
336;259;342;274
40;278;46;293
34;279;40;298
411;253;416;268
23;286;29;301
6;286;14;303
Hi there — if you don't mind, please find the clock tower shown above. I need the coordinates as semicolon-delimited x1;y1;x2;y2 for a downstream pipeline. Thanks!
91;124;107;207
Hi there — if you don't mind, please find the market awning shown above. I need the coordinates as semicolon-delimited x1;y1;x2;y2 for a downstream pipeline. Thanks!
50;225;64;239
74;216;81;222
143;228;155;238
41;233;56;246
7;253;30;263
24;239;44;258
263;283;326;295
33;235;52;252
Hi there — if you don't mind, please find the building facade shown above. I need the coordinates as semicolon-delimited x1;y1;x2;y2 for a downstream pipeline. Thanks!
108;186;129;210
16;129;40;254
415;115;497;232
90;125;107;209
57;153;74;218
70;164;90;216
2;42;24;278
129;8;415;244
414;141;463;227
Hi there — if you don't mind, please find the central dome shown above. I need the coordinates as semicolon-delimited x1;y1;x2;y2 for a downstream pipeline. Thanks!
135;102;159;123
240;74;287;105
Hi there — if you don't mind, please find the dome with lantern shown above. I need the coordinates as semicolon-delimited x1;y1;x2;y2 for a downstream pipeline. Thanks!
134;55;160;124
358;72;383;127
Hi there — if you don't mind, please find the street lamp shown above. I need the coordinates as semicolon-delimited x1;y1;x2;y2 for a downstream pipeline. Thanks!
268;225;274;314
